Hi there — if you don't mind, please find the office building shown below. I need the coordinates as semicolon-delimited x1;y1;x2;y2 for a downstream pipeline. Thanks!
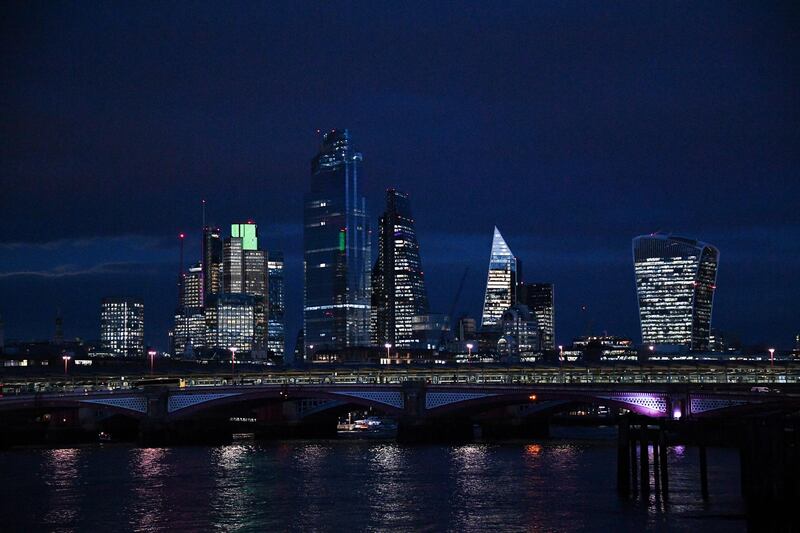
232;221;258;251
457;316;477;342
517;283;555;350
100;297;144;357
372;189;430;347
497;304;540;357
411;313;449;351
303;129;371;356
205;294;255;353
268;251;286;358
481;227;519;329
223;236;244;293
633;233;719;351
243;248;268;354
173;263;205;356
202;225;223;301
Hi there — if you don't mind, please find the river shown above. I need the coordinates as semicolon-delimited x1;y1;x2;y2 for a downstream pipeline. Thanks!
0;427;745;532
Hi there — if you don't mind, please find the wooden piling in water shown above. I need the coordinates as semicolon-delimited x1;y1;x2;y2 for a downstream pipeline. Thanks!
659;425;669;500
617;418;631;495
640;431;650;497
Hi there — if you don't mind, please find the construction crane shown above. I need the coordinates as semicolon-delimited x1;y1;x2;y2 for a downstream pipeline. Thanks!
442;267;470;345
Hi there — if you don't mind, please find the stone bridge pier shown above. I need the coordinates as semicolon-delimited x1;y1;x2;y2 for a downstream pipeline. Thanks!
396;381;474;442
137;387;233;445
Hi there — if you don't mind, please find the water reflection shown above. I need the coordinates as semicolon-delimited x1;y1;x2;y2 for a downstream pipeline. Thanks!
129;448;169;532
42;448;82;530
1;436;747;532
366;444;411;528
524;443;542;458
210;444;258;532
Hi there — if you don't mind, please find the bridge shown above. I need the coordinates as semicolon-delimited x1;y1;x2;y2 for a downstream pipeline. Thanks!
2;365;799;444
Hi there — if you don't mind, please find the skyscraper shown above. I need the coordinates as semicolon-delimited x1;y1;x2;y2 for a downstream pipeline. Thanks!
232;221;259;251
173;262;205;356
202;225;223;301
223;236;244;293
304;129;371;357
633;233;719;351
517;283;555;350
222;222;268;354
268;251;286;358
100;297;144;357
481;227;519;329
243;249;268;353
372;189;429;347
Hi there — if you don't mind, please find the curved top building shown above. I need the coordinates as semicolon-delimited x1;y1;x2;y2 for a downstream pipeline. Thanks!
303;130;371;358
632;233;719;351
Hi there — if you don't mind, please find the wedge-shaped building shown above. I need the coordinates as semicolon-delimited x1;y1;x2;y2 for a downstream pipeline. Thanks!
481;227;519;329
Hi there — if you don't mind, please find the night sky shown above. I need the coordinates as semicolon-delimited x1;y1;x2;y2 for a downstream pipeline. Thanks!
1;2;798;351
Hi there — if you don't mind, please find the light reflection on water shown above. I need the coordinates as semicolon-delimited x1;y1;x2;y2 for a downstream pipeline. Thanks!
366;444;411;528
129;447;169;532
42;448;82;529
1;436;746;532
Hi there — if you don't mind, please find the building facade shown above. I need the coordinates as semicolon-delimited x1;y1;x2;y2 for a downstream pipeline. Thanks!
372;189;429;347
223;236;244;293
497;304;540;357
303;129;371;358
481;227;519;329
205;294;255;353
517;282;555;350
100;297;144;357
202;225;223;301
633;233;719;351
268;251;286;358
173;262;206;356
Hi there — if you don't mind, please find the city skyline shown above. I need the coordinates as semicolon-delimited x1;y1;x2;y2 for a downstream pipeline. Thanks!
1;3;797;351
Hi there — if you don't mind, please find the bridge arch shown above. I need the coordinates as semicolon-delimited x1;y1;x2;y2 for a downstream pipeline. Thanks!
166;387;406;420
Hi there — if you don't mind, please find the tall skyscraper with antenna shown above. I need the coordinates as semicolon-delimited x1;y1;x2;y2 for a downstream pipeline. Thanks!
303;129;371;358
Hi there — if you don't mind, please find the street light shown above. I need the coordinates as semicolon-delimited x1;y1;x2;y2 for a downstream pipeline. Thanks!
148;349;157;375
466;343;474;359
384;343;392;362
229;346;238;375
62;355;71;375
769;348;775;368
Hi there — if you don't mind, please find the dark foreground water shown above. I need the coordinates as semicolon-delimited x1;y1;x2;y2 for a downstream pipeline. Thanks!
0;428;745;532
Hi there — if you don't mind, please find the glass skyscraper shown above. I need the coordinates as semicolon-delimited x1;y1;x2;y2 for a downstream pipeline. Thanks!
372;189;429;347
268;251;285;358
481;227;519;329
633;233;719;351
304;129;371;357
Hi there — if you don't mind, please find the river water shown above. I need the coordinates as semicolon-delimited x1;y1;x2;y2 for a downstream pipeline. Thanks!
0;427;745;532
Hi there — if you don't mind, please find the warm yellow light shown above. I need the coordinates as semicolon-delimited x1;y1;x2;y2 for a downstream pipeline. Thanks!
529;394;537;401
